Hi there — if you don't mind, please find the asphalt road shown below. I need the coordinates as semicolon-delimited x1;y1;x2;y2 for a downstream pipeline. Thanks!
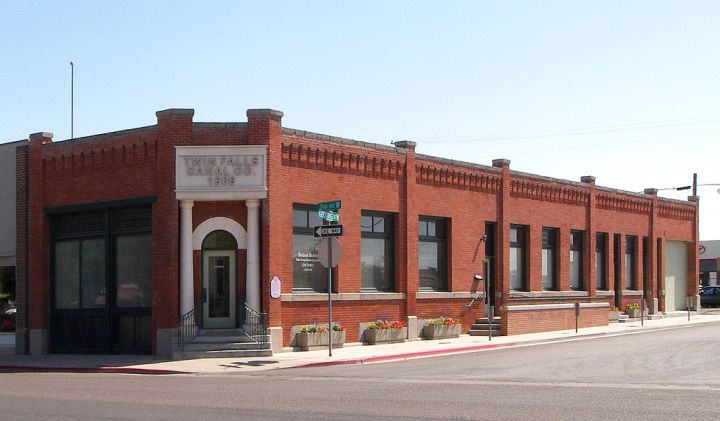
2;323;720;420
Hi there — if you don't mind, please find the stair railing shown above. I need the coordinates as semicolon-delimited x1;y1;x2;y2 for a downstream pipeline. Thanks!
178;301;201;351
242;302;269;349
462;291;484;313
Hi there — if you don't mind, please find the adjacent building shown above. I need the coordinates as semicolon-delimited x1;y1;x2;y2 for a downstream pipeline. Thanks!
10;109;700;357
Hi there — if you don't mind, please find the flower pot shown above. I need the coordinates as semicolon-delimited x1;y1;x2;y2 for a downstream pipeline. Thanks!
626;309;641;318
423;323;461;339
295;331;346;351
608;311;623;322
364;327;407;345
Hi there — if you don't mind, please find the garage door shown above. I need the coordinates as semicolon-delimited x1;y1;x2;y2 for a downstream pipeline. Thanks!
665;241;688;311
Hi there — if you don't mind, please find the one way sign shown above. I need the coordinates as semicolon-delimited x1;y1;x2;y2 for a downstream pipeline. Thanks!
313;224;344;238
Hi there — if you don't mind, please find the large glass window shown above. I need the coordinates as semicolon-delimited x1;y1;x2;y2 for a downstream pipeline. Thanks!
596;232;607;290
625;235;637;290
418;217;447;291
542;228;557;290
51;205;152;354
510;225;526;291
570;230;584;290
292;205;327;292
361;211;394;291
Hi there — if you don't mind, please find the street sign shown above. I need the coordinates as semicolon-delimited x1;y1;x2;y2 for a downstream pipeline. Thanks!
317;200;341;212
313;224;343;238
317;201;341;222
318;237;343;268
318;210;340;222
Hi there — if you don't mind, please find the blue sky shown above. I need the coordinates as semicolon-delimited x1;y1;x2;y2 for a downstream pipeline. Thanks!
2;1;719;239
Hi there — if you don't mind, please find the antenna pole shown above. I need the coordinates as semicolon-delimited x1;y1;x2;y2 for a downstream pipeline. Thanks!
70;61;74;139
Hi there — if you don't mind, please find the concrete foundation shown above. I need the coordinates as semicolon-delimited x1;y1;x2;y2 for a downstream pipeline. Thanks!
156;328;177;359
29;329;47;355
268;327;283;354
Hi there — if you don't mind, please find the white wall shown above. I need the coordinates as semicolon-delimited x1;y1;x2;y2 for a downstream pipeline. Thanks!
0;140;25;267
665;241;689;311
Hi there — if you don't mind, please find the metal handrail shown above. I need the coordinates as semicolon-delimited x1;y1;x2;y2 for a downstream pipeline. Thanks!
462;291;484;313
177;301;201;351
242;302;269;349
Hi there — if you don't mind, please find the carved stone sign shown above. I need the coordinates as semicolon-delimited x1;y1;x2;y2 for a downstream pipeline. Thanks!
176;146;267;199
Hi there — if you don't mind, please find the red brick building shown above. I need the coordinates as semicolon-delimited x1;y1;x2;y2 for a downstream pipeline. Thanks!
13;108;700;357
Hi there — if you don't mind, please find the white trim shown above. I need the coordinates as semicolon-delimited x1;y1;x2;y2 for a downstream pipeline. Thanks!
416;291;475;300
504;302;609;312
281;292;406;302
507;291;589;299
193;217;247;250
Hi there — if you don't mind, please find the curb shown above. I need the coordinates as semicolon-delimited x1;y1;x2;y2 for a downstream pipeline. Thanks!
0;365;190;375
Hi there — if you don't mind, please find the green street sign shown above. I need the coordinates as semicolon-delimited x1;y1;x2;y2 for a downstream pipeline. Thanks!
318;210;340;222
317;201;341;212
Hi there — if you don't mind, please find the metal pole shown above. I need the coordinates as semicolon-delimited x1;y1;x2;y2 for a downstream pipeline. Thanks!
687;296;691;322
693;173;698;197
70;61;74;139
328;238;333;357
486;276;492;341
575;302;579;333
641;294;645;326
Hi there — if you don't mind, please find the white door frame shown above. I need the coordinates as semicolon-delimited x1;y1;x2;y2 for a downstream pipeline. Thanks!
202;250;236;328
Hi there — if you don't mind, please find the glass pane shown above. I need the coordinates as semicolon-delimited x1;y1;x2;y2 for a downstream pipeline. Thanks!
292;209;307;228
362;237;386;290
55;241;80;309
202;230;237;250
308;210;323;228
209;256;230;317
595;251;605;289
81;238;106;308
570;250;582;290
625;252;635;290
418;220;426;237
510;227;518;243
116;235;152;307
361;215;373;232
419;241;442;290
542;248;554;290
510;246;523;290
374;217;384;233
292;234;327;291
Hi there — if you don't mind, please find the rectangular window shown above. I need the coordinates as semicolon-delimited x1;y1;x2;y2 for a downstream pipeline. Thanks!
510;225;526;291
595;232;607;290
53;238;106;309
642;237;649;294
292;205;327;292
625;235;637;290
542;228;557;290
570;230;584;290
419;217;447;291
361;211;395;291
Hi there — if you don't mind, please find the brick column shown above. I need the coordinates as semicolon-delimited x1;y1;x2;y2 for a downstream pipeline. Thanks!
558;227;570;291
644;188;658;313
247;109;284;328
154;109;194;357
15;144;29;354
395;141;418;317
27;132;52;355
582;176;596;296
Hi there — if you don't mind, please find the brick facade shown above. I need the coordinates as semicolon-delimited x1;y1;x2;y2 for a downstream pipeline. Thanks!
14;108;699;355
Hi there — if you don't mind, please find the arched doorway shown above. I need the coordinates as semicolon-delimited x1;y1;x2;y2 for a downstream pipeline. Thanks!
202;230;238;328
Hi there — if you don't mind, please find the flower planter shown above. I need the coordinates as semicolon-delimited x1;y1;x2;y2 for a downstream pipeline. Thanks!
626;309;641;318
423;323;461;339
608;311;623;322
364;327;407;345
295;331;346;351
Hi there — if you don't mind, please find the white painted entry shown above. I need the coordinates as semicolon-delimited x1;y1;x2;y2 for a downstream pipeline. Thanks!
665;241;689;311
203;250;236;328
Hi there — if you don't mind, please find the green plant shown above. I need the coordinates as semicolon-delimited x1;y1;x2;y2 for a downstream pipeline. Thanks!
427;316;460;327
367;319;406;329
625;302;640;311
300;323;345;333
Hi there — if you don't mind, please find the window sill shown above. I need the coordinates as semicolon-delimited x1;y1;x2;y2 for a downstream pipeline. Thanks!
595;290;615;297
416;291;476;300
621;290;643;296
281;292;405;302
507;291;589;299
504;302;609;312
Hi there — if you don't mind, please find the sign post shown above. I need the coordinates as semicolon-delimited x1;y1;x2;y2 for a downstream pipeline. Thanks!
316;201;342;356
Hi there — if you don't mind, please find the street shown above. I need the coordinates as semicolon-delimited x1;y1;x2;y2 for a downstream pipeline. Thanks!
2;323;720;420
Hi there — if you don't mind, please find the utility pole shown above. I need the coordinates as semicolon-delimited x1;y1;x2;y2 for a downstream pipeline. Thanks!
70;61;74;139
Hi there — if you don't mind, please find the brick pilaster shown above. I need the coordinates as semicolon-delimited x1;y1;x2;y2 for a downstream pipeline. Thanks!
395;140;417;317
492;159;511;305
15;144;29;353
582;176;596;296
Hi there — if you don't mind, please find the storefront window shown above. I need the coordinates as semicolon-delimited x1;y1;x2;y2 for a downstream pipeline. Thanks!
510;225;526;291
419;217;447;291
116;235;152;307
625;236;637;290
542;228;557;290
570;230;584;290
361;211;394;291
292;205;327;292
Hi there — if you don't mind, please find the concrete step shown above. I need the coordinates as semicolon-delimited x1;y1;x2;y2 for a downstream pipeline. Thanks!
198;328;246;337
468;329;501;336
181;341;271;352
172;348;273;360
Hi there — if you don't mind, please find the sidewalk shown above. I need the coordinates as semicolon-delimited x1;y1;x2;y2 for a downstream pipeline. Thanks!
1;312;718;375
